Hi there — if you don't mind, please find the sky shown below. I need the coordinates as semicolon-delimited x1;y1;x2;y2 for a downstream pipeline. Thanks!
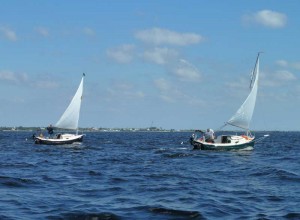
1;1;300;131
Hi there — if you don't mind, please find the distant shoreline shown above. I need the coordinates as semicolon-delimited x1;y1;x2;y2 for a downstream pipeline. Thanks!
0;127;294;132
0;126;193;132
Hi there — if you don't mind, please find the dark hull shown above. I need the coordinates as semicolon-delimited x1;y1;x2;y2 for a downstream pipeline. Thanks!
34;135;84;145
191;140;255;151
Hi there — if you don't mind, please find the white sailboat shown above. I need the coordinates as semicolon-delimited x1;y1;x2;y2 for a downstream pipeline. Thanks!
190;53;268;150
35;73;85;145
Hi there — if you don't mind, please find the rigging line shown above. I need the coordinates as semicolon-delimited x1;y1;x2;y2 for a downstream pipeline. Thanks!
216;123;227;132
225;122;249;131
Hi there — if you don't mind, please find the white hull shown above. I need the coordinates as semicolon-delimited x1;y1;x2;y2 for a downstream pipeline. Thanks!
191;134;255;150
34;133;84;145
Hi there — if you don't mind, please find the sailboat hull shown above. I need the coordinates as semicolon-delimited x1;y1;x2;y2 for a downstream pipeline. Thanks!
190;135;255;151
34;134;84;145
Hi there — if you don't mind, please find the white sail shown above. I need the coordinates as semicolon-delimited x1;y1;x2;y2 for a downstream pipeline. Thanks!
227;54;260;130
55;74;84;131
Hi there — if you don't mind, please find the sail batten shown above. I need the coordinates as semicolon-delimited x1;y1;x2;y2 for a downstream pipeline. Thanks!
226;54;260;130
55;74;84;130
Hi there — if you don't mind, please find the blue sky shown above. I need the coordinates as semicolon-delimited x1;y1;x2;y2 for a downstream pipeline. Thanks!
1;1;299;131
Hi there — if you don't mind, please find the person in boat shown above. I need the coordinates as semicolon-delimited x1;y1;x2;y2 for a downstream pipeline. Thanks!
47;124;54;138
204;128;215;143
32;128;43;139
190;133;195;144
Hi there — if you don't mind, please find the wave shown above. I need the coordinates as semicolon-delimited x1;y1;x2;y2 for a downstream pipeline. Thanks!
283;212;300;219
149;207;203;219
57;212;120;220
0;175;38;187
250;167;300;182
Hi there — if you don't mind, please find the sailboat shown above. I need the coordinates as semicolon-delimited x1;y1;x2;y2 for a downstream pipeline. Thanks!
35;73;85;145
190;53;268;150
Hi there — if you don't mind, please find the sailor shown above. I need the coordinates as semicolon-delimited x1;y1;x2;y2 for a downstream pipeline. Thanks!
189;133;195;144
204;128;215;143
47;124;54;137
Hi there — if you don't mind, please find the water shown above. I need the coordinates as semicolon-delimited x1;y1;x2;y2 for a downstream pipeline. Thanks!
0;131;299;219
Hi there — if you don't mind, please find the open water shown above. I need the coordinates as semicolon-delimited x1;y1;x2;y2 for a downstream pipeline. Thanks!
0;131;299;220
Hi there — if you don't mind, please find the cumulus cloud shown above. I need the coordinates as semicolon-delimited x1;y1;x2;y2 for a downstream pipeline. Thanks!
244;10;287;28
0;70;61;89
153;77;197;104
261;70;297;87
106;80;144;100
143;47;179;65
171;59;201;81
154;78;171;91
107;44;135;64
83;27;95;37
153;78;176;103
35;27;49;37
276;60;288;67
31;74;63;89
292;62;300;70
0;26;17;41
135;27;204;46
0;70;27;84
224;76;250;94
32;80;59;89
274;70;296;81
153;77;204;105
276;60;300;70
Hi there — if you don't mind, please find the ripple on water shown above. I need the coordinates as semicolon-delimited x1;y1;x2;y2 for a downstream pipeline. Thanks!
149;207;204;219
283;212;300;219
0;176;38;188
53;212;121;220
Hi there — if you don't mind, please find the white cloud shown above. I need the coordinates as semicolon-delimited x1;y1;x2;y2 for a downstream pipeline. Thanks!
35;27;49;37
112;81;133;90
244;10;287;28
0;70;27;83
226;77;249;90
136;91;145;98
143;47;178;65
276;60;300;70
153;78;177;103
33;80;59;89
153;77;199;104
0;71;60;89
171;59;201;81
0;26;17;41
144;50;201;82
135;27;204;46
292;62;300;70
154;78;171;91
276;60;288;67
107;44;135;63
83;27;95;37
160;94;176;103
261;70;297;87
33;74;62;89
106;80;145;100
274;70;296;81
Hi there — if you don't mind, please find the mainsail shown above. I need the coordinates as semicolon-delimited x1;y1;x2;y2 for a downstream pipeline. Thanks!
226;53;260;130
55;74;85;131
